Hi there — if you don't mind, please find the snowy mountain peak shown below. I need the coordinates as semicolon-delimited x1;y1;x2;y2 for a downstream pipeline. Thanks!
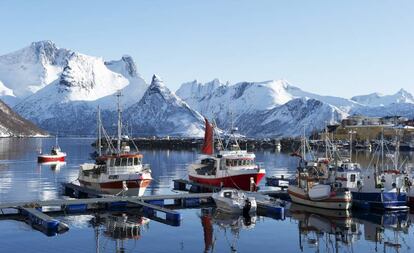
396;88;413;98
351;88;414;106
105;55;138;78
125;75;205;137
151;74;163;86
29;40;61;62
0;40;72;100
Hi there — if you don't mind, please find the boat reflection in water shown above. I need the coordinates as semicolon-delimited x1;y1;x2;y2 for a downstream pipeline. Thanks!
90;211;150;253
289;203;360;252
353;210;409;252
289;203;410;252
200;208;257;253
38;161;67;171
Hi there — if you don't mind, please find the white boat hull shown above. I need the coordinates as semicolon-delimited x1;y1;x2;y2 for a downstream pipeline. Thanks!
288;185;352;210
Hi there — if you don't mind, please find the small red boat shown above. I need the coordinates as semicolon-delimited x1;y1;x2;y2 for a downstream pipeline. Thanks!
188;118;266;191
38;146;66;162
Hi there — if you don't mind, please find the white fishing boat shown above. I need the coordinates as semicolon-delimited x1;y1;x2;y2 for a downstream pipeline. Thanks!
288;128;352;210
212;188;257;215
78;92;152;196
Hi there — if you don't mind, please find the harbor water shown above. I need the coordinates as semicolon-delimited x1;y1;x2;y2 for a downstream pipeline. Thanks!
0;138;413;253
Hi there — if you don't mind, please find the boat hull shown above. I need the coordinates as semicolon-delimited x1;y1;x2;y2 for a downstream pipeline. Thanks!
189;172;265;191
288;185;352;210
38;155;66;162
79;179;151;196
351;191;408;210
213;197;257;214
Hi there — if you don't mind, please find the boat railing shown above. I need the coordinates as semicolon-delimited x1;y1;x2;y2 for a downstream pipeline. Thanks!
257;162;264;171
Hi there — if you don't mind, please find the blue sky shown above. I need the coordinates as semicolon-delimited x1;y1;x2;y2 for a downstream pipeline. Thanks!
1;0;414;97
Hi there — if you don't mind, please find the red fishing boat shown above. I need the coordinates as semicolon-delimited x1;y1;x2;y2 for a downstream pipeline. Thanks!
37;137;66;162
188;119;265;191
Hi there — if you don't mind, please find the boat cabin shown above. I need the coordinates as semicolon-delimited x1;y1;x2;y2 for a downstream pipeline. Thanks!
83;154;144;177
195;152;257;176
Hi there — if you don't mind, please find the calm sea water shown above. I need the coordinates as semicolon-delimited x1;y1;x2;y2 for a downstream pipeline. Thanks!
0;138;413;253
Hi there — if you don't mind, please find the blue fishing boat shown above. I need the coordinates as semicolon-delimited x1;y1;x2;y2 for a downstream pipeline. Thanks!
350;128;409;210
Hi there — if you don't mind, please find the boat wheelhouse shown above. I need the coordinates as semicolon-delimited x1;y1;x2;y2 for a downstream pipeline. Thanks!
78;92;152;196
79;152;151;196
188;118;265;191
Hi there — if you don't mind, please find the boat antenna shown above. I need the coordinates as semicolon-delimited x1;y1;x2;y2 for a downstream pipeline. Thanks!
55;131;58;147
116;90;123;154
97;106;102;157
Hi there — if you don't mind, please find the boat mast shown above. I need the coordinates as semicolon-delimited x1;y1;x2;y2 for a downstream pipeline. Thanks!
212;120;215;153
394;128;400;170
349;130;355;162
302;126;306;161
381;127;384;173
97;106;102;157
325;124;328;159
116;91;123;154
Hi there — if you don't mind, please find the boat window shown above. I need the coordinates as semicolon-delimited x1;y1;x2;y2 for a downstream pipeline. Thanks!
110;159;115;167
127;158;133;166
121;158;128;166
237;160;242;166
115;158;121;166
350;174;356;182
134;158;139;165
226;160;230;166
224;191;232;198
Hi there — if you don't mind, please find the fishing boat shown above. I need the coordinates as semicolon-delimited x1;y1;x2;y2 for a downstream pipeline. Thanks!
37;136;66;162
350;128;408;210
287;129;353;210
212;188;257;215
188;119;266;191
78;92;152;196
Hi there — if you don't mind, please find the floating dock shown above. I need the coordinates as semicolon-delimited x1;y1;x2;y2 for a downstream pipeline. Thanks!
0;181;286;236
0;184;215;235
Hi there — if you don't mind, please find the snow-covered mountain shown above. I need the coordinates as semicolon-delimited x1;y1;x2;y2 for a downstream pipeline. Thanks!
3;40;414;138
351;89;414;107
0;41;72;105
351;102;414;119
1;41;148;108
0;99;47;137
177;79;414;137
176;79;357;131
236;98;346;137
10;41;150;135
125;75;205;137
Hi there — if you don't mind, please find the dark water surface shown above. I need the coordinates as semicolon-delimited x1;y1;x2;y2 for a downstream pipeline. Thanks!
0;138;413;253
